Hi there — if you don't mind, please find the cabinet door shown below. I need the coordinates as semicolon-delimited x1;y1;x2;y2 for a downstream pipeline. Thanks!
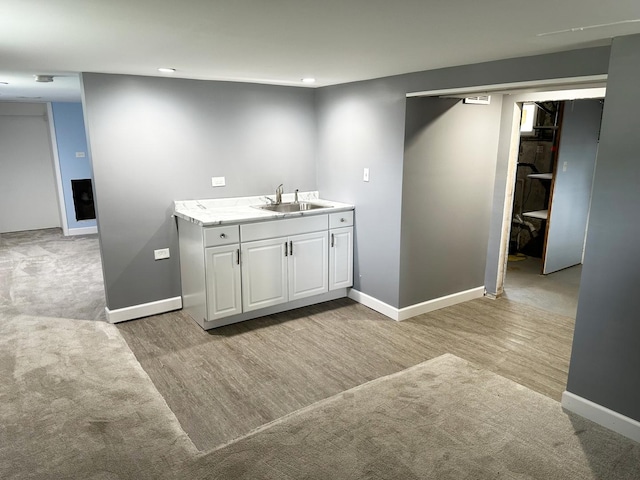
288;231;328;301
241;237;288;312
205;244;242;320
329;227;353;290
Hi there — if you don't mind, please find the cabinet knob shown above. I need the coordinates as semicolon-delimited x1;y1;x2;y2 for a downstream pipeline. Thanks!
220;233;226;238
340;218;345;222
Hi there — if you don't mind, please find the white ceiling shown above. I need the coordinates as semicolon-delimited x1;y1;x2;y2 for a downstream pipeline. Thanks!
1;0;640;102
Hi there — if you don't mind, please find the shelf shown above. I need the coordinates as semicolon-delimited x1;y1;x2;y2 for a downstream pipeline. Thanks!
522;210;548;220
527;173;553;180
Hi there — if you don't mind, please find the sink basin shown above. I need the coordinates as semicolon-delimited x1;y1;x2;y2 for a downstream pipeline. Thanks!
255;202;330;213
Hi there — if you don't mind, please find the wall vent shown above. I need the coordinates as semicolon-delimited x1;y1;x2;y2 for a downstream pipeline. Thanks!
463;95;491;105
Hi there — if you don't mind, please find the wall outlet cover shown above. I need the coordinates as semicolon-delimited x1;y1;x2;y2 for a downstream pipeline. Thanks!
154;248;170;260
211;176;226;187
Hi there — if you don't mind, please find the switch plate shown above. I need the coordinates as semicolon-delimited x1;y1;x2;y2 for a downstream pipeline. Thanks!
75;151;86;158
363;168;370;182
211;176;226;187
562;162;568;172
154;248;170;260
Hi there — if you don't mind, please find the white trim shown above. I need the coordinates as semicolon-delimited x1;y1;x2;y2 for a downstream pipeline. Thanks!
68;226;98;236
396;286;485;321
407;75;608;98
46;103;69;236
562;391;640;443
348;286;485;321
348;289;399;320
105;296;182;324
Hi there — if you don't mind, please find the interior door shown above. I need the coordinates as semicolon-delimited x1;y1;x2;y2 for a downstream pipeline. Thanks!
543;99;602;274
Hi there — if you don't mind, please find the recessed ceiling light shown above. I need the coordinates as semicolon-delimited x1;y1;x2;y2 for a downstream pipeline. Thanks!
158;68;176;73
301;78;316;84
34;75;54;83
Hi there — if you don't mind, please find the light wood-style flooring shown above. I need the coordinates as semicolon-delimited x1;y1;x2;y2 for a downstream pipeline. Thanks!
118;296;574;451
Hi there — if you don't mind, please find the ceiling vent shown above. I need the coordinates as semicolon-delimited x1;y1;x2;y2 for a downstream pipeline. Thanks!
463;95;491;105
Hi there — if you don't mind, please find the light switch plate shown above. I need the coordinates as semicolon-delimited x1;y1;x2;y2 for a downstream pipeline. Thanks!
75;152;86;158
363;168;370;182
154;248;170;260
211;176;226;187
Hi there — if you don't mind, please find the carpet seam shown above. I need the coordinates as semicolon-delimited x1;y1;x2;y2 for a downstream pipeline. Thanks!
204;352;465;454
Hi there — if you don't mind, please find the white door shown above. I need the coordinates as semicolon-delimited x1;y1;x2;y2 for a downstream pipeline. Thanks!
288;231;328;301
241;237;288;312
205;244;242;320
329;227;353;290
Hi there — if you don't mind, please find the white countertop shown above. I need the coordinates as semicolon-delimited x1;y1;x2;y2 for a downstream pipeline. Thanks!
174;191;354;226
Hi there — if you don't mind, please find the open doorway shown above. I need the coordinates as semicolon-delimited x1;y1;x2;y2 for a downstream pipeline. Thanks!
501;92;604;318
0;102;105;321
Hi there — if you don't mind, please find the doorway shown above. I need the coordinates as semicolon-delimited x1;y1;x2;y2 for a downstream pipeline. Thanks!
499;91;605;317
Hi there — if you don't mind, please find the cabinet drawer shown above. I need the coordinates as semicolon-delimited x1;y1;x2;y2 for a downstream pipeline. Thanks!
241;214;328;242
329;210;353;228
204;225;240;247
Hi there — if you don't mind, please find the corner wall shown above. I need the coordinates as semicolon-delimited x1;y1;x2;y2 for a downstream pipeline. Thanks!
399;96;502;308
81;74;317;311
566;34;640;423
316;47;610;309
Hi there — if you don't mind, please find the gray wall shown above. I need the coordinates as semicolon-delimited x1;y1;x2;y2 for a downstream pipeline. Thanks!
567;34;640;422
399;96;502;308
543;99;601;274
316;46;610;308
82;46;611;312
0;103;60;233
81;74;316;310
316;80;407;306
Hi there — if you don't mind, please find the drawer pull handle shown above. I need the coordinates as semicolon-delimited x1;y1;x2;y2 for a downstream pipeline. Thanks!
220;233;227;239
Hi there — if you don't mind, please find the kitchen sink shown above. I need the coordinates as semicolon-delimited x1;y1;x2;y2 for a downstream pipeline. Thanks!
255;202;330;213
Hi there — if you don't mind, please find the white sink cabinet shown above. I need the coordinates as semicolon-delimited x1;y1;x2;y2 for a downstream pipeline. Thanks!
241;231;328;312
177;209;353;330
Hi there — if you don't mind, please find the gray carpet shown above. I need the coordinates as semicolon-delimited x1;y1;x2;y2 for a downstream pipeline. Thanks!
1;309;638;480
0;228;105;321
0;313;197;480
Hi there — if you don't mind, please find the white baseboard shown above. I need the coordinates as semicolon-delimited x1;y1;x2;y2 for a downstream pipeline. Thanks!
105;296;182;324
68;226;98;236
396;286;485;321
562;391;640;443
348;290;399;320
348;286;485;321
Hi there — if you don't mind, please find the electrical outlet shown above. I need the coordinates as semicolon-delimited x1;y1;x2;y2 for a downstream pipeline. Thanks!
563;162;568;172
363;167;370;182
154;248;170;260
211;176;226;187
75;151;86;158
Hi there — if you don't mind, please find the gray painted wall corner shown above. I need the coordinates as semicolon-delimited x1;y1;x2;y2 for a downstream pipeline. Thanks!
566;34;640;423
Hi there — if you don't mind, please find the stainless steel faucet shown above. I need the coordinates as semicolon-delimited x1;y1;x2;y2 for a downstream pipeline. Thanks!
294;189;299;204
275;184;284;204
